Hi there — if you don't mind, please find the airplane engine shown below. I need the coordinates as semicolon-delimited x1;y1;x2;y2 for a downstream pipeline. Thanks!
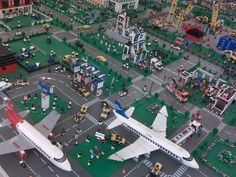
18;151;27;159
48;133;54;141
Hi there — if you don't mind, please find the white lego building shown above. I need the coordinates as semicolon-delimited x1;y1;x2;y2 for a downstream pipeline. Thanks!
108;0;139;13
116;13;147;63
116;13;129;36
122;27;148;63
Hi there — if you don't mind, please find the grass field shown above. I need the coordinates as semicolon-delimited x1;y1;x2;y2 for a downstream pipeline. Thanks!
9;34;73;69
16;94;71;123
69;135;126;177
192;133;236;177
222;102;236;126
131;96;189;138
3;13;46;29
9;34;130;95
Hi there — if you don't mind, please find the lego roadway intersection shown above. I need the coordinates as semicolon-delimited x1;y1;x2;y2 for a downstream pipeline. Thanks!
0;1;236;177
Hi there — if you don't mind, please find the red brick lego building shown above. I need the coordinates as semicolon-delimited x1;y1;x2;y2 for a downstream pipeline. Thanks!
0;0;33;19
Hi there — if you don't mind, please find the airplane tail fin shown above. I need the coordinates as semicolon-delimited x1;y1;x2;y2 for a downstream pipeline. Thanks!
114;100;128;119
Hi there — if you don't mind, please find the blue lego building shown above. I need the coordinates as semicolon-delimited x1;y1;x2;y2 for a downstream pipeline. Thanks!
217;35;236;51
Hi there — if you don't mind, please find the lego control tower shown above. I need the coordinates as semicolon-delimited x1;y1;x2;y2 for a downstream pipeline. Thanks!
37;80;53;109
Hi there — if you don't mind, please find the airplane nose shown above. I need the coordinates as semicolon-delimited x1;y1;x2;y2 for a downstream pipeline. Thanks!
63;160;72;171
192;159;199;169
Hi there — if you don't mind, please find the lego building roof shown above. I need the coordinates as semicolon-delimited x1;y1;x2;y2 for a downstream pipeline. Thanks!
0;44;17;67
0;45;11;57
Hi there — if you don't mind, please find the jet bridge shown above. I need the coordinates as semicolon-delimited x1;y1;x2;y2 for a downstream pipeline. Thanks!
171;120;202;145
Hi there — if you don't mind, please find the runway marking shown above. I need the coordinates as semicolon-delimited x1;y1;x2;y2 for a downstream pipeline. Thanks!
56;174;60;177
197;169;208;177
0;135;6;141
72;169;80;177
224;131;231;135
25;163;37;176
11;88;38;99
48;165;54;172
40;158;46;164
54;86;81;107
72;124;77;128
33;151;39;156
123;162;141;177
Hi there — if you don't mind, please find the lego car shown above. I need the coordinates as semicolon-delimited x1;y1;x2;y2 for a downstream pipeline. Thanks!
171;44;180;50
15;80;29;86
96;55;107;63
80;105;88;113
119;88;128;97
151;162;162;176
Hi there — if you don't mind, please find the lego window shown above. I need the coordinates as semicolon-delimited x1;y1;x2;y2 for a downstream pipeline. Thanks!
14;0;20;6
2;2;8;9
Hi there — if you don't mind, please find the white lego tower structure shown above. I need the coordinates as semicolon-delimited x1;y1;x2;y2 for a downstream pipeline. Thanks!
38;79;54;109
116;13;148;63
116;13;130;36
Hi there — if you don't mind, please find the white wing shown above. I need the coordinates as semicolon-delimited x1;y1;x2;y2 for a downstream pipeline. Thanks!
34;110;61;137
0;135;33;155
125;107;135;117
108;137;159;161
151;106;168;137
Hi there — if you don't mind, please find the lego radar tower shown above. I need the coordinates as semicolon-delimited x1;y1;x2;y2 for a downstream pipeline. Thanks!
38;80;53;109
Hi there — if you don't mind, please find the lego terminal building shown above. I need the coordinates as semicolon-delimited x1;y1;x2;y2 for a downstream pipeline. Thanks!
0;0;33;19
0;44;17;75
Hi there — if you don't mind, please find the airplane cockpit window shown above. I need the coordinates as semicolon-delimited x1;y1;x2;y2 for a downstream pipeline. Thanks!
183;155;193;161
54;155;66;163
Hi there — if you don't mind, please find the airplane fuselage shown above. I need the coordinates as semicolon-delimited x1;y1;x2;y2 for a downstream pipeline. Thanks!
113;111;199;169
15;120;72;171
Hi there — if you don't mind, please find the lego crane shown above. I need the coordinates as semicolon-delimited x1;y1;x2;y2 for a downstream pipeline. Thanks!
183;3;193;19
210;3;220;33
175;10;184;33
167;0;178;24
175;3;193;33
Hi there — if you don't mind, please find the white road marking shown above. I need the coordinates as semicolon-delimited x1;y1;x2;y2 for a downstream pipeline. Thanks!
72;169;80;177
40;158;46;164
224;131;231;135
48;166;54;172
33;151;39;156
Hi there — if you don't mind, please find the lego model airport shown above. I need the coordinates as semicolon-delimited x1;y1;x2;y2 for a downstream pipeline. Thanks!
0;0;235;177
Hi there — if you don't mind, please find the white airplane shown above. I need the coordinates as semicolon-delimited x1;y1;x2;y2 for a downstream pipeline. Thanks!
0;99;72;171
0;81;12;91
106;101;199;169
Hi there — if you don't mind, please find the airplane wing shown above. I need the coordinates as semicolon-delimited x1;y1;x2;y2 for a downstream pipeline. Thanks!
108;137;159;161
0;119;10;127
0;134;33;155
125;107;135;117
18;110;29;118
151;106;168;137
34;110;61;137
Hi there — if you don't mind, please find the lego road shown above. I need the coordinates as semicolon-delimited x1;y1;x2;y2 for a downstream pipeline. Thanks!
0;60;232;177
